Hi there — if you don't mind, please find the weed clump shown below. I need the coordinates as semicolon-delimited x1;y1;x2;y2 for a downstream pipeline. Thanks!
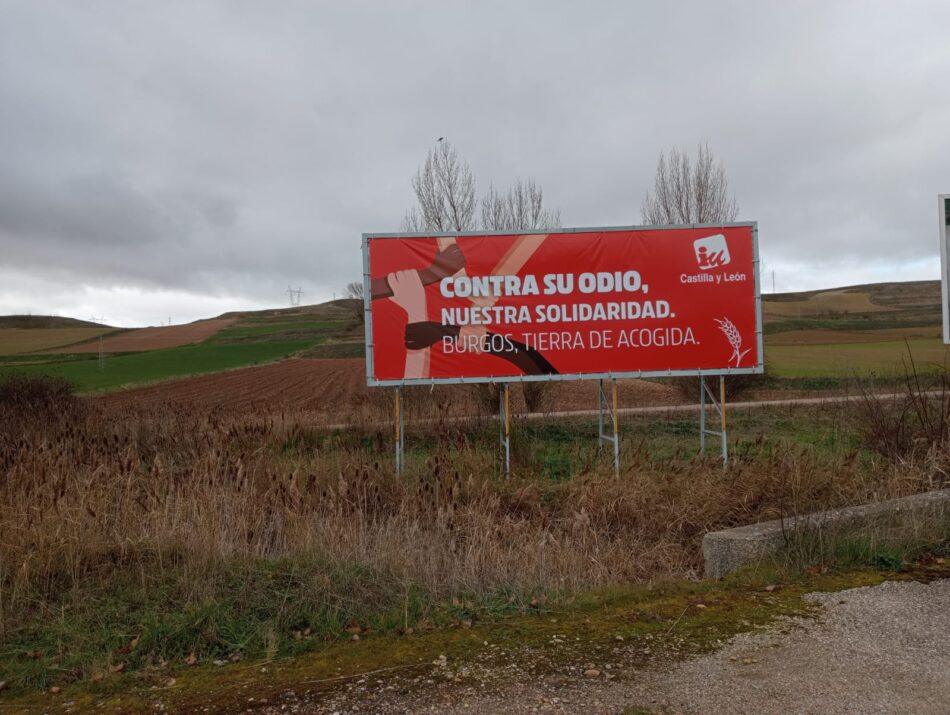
667;364;772;403
0;373;80;416
854;355;950;483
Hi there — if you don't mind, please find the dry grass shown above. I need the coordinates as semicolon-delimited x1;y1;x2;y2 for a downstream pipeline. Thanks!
1;400;933;621
0;377;944;690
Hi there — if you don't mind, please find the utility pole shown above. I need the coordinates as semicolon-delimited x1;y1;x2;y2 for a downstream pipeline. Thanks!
772;270;775;294
287;286;303;306
90;315;107;370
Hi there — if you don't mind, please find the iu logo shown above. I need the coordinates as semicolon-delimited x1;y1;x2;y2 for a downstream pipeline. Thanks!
693;234;731;270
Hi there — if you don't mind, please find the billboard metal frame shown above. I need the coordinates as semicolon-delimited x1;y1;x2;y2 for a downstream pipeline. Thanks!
362;221;763;387
940;195;950;344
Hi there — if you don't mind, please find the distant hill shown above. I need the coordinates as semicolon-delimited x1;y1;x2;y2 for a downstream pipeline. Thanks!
0;315;111;329
215;299;357;321
761;280;941;335
762;280;939;307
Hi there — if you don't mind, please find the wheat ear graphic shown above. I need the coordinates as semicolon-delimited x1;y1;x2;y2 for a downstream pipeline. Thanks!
715;317;750;367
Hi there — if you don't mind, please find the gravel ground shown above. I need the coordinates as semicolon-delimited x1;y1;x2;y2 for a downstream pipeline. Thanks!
250;578;950;715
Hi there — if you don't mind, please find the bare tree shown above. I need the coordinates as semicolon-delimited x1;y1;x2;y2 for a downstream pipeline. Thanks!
400;207;425;233
481;178;560;231
641;143;739;224
479;178;559;412
399;145;562;413
344;281;364;324
480;184;509;231
401;140;477;232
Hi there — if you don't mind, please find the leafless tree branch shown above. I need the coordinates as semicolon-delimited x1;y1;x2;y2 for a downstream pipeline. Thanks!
408;140;477;232
343;281;364;324
641;143;739;224
481;178;560;231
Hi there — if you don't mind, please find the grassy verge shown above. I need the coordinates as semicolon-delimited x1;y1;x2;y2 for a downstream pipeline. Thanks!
0;391;936;697
2;370;948;707
0;340;316;392
3;557;947;713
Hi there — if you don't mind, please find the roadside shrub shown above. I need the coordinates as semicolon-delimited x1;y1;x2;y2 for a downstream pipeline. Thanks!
855;354;950;472
0;373;80;415
521;381;552;413
469;383;501;414
468;382;552;414
669;363;771;403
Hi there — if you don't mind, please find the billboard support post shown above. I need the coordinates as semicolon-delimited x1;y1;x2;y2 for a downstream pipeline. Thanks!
699;376;728;464
499;383;511;478
597;379;620;476
394;387;404;475
939;195;950;344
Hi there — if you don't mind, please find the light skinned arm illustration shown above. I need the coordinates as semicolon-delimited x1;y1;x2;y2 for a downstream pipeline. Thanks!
387;269;430;378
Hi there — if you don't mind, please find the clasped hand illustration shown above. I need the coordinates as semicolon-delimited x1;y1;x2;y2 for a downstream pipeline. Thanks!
378;236;558;379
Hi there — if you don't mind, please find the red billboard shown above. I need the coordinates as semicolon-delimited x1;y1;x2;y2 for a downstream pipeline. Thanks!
363;224;761;385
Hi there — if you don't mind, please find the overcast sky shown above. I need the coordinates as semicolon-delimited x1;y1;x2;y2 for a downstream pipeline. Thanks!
1;1;948;327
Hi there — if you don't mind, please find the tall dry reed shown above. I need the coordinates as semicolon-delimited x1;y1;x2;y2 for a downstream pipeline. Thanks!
0;389;935;638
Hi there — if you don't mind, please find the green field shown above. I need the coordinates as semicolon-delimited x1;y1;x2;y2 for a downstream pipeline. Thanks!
0;300;362;392
765;338;950;378
0;340;316;392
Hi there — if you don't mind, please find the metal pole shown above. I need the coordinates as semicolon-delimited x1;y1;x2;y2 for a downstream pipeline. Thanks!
699;377;706;453
394;387;403;475
720;375;728;465
597;379;605;447
611;378;619;477
504;384;511;478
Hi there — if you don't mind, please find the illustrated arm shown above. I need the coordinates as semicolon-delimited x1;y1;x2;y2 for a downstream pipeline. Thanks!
371;244;465;300
388;270;430;378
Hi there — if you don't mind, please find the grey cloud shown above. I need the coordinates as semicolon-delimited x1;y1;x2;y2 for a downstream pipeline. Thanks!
0;1;948;323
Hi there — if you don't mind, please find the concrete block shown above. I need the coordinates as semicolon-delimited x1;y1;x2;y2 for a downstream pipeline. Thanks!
703;488;950;579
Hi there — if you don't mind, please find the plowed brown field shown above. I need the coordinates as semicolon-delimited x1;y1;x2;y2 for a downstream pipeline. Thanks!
98;358;683;417
0;327;114;355
61;318;236;353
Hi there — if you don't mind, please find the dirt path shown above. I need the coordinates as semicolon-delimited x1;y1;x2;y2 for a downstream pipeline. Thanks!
252;578;950;714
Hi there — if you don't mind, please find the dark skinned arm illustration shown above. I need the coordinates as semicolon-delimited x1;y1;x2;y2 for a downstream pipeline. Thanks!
404;321;558;376
370;244;466;300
